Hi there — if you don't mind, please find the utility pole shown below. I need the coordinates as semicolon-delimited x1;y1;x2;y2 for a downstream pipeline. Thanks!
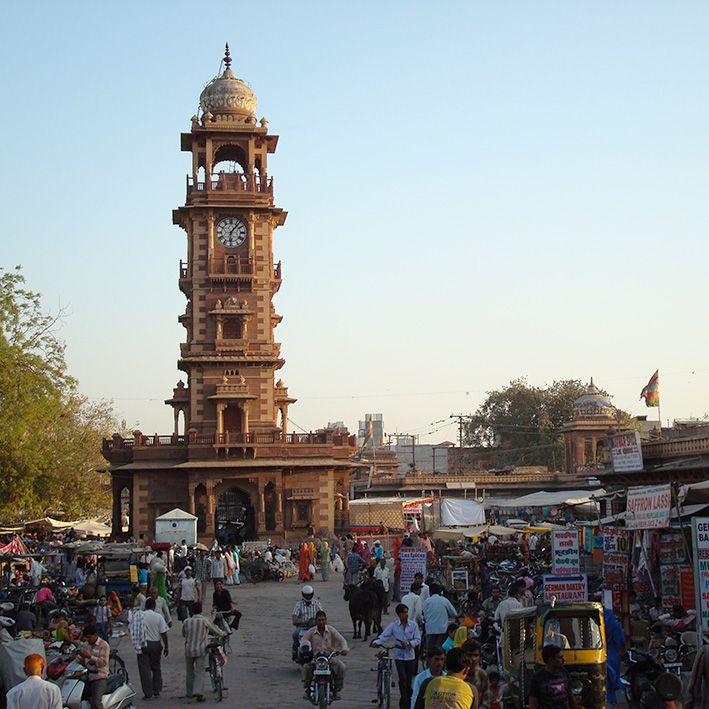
450;413;475;474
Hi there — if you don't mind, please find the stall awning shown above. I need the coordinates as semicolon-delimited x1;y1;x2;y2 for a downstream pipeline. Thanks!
488;489;605;509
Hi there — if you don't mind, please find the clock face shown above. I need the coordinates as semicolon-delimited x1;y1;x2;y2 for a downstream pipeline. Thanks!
216;217;247;248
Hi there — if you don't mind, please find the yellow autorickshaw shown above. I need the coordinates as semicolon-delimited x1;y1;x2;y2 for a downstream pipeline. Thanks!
501;602;606;709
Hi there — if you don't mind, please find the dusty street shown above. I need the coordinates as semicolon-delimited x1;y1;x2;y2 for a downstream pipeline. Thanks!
120;573;402;709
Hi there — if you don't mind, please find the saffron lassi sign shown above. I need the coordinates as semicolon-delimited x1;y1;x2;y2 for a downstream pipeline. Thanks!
552;528;580;575
625;484;672;530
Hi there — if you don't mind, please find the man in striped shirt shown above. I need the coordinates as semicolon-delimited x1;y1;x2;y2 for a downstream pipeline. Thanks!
182;601;227;701
292;585;324;659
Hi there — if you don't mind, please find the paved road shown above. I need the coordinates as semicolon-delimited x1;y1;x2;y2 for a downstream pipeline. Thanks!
120;572;401;709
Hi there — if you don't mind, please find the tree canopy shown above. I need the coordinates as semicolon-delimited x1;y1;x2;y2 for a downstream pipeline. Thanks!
463;378;588;471
0;267;113;523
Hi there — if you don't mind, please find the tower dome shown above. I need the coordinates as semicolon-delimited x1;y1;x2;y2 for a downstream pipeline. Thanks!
199;44;257;118
572;378;615;418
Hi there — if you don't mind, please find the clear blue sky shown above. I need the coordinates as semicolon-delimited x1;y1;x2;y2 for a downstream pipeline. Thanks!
2;2;708;441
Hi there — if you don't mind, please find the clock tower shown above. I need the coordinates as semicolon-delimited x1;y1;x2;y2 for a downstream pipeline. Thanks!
104;46;355;543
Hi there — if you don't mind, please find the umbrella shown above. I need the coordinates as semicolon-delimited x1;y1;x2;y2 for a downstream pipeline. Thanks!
193;542;209;551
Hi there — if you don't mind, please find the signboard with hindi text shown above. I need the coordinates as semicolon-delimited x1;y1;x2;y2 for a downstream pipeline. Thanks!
609;431;644;473
543;574;588;603
399;549;427;592
626;484;672;530
552;528;580;575
602;526;630;592
691;517;709;641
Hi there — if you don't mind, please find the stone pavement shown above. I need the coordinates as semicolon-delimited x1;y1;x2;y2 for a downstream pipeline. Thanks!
119;572;402;709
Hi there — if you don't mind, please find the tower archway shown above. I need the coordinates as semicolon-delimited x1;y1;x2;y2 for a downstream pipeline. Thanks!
215;486;255;544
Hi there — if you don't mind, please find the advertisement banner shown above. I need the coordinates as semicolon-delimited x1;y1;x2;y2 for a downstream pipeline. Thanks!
659;532;687;565
399;549;427;592
691;518;709;640
543;574;588;603
609;431;644;473
603;527;630;592
626;484;672;530
552;529;580;575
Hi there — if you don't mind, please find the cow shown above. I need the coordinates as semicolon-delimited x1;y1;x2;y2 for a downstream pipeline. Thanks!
343;578;385;641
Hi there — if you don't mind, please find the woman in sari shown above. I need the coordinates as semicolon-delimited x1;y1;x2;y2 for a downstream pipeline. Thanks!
224;545;236;585
299;542;311;581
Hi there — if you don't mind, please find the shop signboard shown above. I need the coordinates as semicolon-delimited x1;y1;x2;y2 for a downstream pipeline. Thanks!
603;526;630;592
625;484;672;530
399;548;427;592
691;517;709;641
552;528;580;575
543;574;588;603
659;532;687;565
609;431;644;473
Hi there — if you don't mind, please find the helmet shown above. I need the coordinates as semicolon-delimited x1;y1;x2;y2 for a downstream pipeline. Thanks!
301;585;314;598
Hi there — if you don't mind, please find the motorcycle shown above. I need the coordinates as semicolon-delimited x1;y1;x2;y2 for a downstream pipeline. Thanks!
300;645;340;708
623;648;683;708
60;660;136;709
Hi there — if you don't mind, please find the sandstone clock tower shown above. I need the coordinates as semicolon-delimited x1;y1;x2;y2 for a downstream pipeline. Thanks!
104;46;354;543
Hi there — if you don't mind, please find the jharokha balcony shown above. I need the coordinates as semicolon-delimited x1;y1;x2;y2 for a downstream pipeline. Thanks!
185;172;274;206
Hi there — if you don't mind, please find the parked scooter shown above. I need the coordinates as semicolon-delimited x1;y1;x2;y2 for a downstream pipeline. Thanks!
60;660;136;709
623;648;683;708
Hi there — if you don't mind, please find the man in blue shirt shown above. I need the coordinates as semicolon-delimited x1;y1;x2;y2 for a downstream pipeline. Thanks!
422;584;459;658
373;604;421;709
410;645;445;709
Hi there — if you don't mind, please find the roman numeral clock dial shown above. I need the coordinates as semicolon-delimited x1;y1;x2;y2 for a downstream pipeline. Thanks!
216;217;247;248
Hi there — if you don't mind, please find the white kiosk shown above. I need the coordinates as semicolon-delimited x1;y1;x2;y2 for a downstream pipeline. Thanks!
154;508;198;546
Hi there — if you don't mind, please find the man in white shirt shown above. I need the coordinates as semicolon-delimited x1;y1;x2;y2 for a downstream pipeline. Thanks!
400;583;424;627
148;586;172;626
7;654;62;709
413;573;430;603
494;581;524;626
140;598;169;699
374;558;392;613
178;566;201;618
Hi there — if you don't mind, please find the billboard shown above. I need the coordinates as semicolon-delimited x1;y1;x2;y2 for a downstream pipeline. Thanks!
552;528;580;575
543;574;588;603
626;484;672;530
609;431;644;473
691;517;709;641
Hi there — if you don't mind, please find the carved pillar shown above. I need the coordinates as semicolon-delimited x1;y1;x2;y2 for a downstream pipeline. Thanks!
280;406;288;436
591;438;598;465
243;401;250;435
112;479;123;538
173;408;180;436
216;402;225;435
216;317;223;340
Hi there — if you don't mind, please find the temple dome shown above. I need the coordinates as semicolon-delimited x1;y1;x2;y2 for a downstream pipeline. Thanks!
572;378;615;418
199;44;257;117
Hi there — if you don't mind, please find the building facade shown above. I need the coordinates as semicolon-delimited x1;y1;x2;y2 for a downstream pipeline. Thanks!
103;47;354;544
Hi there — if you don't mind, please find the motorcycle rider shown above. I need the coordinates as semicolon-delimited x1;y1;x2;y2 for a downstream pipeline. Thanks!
299;610;348;700
292;585;323;660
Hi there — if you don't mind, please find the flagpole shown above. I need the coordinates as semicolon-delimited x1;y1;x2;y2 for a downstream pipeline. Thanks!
657;369;663;435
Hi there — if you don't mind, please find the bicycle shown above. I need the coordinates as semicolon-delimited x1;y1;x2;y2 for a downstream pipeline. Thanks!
206;635;227;702
370;640;397;709
212;610;233;655
109;631;129;682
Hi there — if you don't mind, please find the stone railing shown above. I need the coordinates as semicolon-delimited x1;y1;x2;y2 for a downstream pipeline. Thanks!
642;435;709;459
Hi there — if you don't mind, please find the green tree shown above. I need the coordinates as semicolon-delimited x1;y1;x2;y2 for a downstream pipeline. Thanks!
0;267;113;523
463;378;587;471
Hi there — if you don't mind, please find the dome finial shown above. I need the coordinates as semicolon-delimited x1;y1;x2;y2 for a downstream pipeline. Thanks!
224;43;232;71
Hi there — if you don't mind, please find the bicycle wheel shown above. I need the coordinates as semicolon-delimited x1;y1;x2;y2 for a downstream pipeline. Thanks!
382;666;391;709
109;652;128;682
376;663;384;707
209;655;218;693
